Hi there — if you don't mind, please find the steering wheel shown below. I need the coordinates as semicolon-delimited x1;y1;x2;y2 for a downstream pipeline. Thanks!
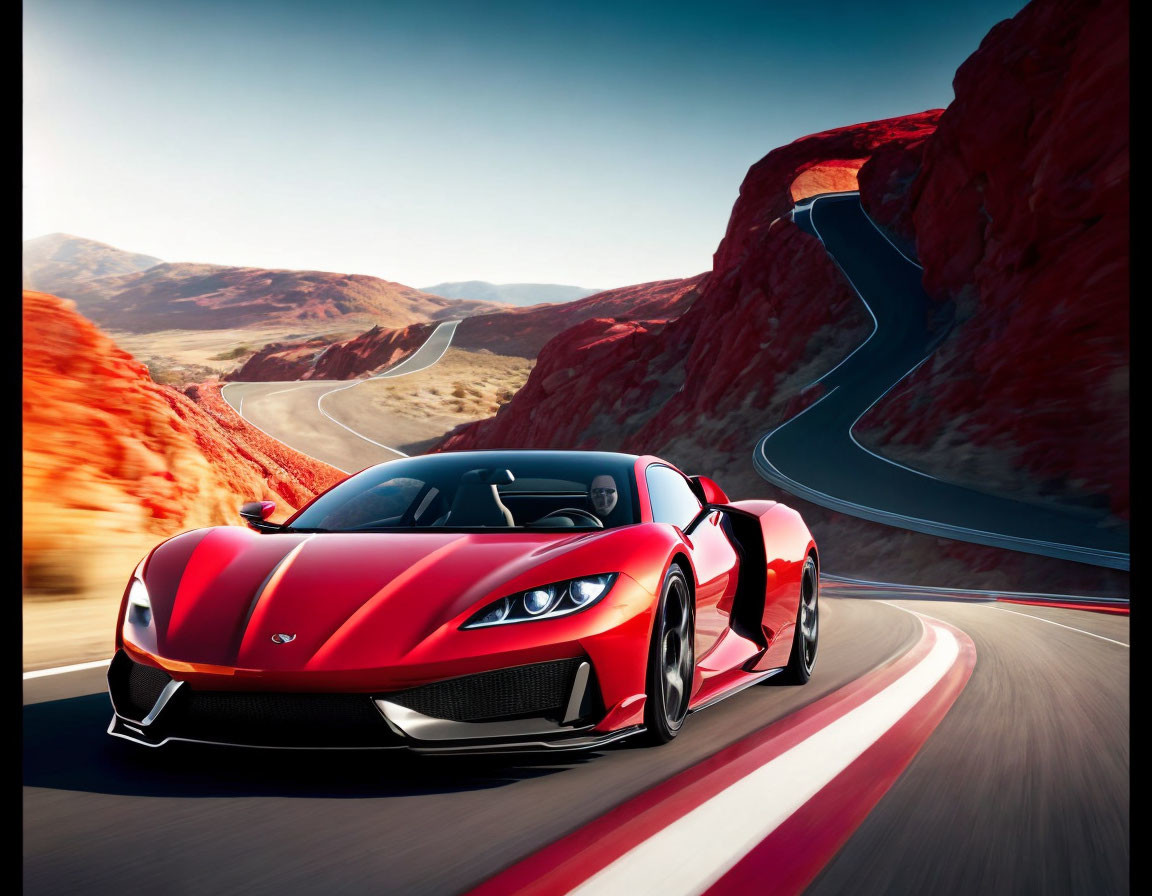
534;507;604;529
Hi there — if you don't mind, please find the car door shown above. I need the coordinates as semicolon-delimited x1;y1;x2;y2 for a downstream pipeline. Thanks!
644;464;739;662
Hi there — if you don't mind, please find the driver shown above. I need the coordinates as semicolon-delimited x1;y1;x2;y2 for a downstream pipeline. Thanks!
589;474;619;524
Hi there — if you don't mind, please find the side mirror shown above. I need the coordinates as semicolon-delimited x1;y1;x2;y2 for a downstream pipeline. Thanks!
688;475;730;506
239;500;278;532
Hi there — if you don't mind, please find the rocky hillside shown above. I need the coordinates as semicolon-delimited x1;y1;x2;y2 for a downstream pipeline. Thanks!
228;321;435;381
53;260;502;333
225;275;707;382
23;233;161;294
22;290;343;600
436;112;941;477
452;275;708;359
857;0;1128;517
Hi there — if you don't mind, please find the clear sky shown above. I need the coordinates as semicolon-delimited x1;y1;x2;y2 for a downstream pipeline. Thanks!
23;0;1027;290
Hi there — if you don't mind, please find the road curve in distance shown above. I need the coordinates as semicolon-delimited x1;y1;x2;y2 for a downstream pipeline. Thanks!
756;193;1128;570
219;320;460;473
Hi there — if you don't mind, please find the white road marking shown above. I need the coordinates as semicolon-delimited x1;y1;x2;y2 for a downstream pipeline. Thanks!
314;319;462;458
756;192;1129;571
220;382;351;473
804;193;940;479
265;382;337;397
859;205;924;269
806;195;879;387
824;573;1129;605
846;351;943;481
568;622;960;896
23;659;110;679
984;606;1129;647
756;443;1124;563
218;320;460;470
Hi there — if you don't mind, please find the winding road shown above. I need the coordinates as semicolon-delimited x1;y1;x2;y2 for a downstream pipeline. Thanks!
757;193;1130;570
219;319;461;473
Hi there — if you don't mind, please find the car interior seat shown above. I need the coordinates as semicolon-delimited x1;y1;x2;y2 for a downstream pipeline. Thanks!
435;468;516;526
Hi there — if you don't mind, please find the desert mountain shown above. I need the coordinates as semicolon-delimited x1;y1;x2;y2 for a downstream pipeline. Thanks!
22;233;161;294
46;259;505;333
452;276;705;359
421;281;601;306
228;275;705;381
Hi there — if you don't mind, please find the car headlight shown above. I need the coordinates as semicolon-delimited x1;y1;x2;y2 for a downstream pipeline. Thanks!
462;574;618;629
127;577;152;627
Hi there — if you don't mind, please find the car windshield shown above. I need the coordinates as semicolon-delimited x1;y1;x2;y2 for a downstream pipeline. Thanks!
287;451;640;531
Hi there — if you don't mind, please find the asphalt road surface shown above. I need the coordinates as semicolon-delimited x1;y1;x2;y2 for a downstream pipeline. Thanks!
757;193;1129;570
220;319;461;473
23;593;1128;895
23;201;1128;894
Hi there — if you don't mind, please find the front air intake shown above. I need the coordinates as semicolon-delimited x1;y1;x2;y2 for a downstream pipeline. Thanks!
385;658;588;722
107;650;172;722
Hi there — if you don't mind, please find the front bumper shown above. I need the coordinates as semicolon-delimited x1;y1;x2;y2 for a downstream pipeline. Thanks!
106;650;644;754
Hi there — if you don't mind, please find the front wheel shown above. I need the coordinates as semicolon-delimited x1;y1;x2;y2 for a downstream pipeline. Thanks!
780;556;818;684
642;566;694;744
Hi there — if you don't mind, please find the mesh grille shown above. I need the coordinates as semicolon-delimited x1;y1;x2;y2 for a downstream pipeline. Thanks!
127;662;171;715
170;691;397;748
387;658;583;722
108;652;172;721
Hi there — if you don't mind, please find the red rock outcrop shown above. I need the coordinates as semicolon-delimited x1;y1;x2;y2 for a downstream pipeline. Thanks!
228;322;434;381
436;113;942;471
452;276;708;359
856;0;1128;516
22;290;343;597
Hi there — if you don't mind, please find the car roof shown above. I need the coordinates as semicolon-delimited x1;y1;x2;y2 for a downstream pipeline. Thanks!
428;449;641;462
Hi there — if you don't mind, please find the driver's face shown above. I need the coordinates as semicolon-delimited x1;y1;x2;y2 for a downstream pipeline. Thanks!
590;475;618;516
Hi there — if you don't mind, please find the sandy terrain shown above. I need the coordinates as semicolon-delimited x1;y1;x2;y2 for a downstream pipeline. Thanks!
24;590;130;671
321;348;533;454
109;324;362;384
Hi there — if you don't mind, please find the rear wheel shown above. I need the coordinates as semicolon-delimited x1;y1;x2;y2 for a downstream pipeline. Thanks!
780;556;819;684
642;566;694;744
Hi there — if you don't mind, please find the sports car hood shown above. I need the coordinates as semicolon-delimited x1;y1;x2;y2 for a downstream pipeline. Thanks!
138;525;660;672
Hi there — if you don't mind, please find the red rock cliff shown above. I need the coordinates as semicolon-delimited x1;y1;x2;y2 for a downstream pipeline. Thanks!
857;0;1128;516
436;113;941;487
22;291;343;597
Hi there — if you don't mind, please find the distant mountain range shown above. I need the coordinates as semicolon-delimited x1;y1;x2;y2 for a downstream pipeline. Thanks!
23;233;162;294
22;234;504;333
421;281;600;306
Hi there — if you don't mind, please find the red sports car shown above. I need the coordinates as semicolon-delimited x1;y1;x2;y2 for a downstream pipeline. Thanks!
107;450;820;753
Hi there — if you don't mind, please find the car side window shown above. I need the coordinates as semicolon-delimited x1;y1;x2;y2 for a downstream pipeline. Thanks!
645;464;702;530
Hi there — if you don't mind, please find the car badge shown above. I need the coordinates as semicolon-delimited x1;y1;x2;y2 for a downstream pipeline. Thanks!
271;633;297;644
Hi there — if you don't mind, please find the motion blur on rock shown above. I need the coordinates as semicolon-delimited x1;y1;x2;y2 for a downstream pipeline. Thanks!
21;291;343;664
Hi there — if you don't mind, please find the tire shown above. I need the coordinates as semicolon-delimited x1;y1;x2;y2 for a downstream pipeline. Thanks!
642;565;695;744
780;555;819;684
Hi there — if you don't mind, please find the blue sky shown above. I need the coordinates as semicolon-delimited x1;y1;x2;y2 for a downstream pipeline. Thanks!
23;0;1027;289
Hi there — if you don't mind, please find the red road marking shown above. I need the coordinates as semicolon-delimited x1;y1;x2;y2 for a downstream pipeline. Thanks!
997;598;1128;616
467;611;975;896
